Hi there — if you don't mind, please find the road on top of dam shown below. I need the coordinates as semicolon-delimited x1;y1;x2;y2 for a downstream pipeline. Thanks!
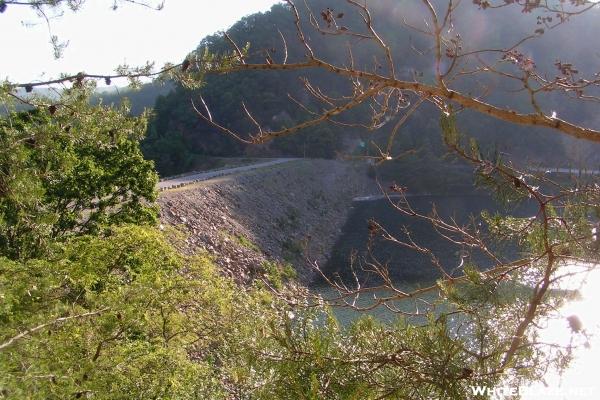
157;158;299;190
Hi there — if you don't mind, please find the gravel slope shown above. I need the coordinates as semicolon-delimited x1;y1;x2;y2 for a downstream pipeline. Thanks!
158;159;374;284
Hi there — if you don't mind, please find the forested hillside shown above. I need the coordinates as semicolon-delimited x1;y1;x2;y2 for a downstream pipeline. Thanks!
4;1;600;397
140;0;600;177
92;83;172;116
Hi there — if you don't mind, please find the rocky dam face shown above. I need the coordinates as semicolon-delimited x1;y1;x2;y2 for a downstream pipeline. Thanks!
158;159;374;284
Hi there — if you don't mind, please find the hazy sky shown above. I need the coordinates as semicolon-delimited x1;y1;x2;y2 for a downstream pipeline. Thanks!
2;0;280;84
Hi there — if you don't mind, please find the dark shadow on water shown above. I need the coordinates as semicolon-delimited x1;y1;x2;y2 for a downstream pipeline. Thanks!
314;195;536;288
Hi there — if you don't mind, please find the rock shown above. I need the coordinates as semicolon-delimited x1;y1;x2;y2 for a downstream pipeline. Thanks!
157;160;375;284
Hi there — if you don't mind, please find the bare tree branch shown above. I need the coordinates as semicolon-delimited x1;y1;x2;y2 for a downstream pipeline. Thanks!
0;308;109;351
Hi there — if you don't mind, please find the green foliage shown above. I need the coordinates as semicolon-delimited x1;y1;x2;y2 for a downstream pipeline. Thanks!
219;230;261;252
240;308;504;400
92;82;173;116
143;127;195;176
441;112;461;148
3;2;600;398
235;233;260;252
281;238;304;263
0;94;158;260
261;260;296;289
141;0;600;180
2;224;500;399
0;225;308;399
0;225;225;398
142;2;359;176
0;89;580;400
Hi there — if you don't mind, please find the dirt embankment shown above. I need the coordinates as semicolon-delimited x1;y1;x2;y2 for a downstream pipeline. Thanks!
158;159;374;284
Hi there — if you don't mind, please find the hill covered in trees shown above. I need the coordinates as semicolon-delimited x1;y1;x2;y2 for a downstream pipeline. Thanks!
134;0;600;177
5;1;600;397
92;83;173;116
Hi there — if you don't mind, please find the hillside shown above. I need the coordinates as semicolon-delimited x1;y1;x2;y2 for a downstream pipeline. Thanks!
91;82;173;116
158;159;375;283
139;0;600;179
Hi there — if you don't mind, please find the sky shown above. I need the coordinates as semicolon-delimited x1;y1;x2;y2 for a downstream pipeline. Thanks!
2;0;280;84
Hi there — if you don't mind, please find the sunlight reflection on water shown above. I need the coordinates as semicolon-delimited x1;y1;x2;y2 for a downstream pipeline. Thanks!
521;264;600;400
320;196;600;397
314;263;600;399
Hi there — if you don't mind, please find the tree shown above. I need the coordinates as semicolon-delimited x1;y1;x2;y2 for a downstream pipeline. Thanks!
183;0;600;395
0;224;307;399
193;1;600;144
0;2;249;398
3;0;600;399
0;94;158;260
144;0;600;172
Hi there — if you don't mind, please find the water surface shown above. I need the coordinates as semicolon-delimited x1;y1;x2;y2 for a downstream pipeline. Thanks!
313;195;599;399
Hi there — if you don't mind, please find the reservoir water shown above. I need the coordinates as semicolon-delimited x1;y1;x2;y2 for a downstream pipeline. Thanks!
319;195;531;285
312;195;600;399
